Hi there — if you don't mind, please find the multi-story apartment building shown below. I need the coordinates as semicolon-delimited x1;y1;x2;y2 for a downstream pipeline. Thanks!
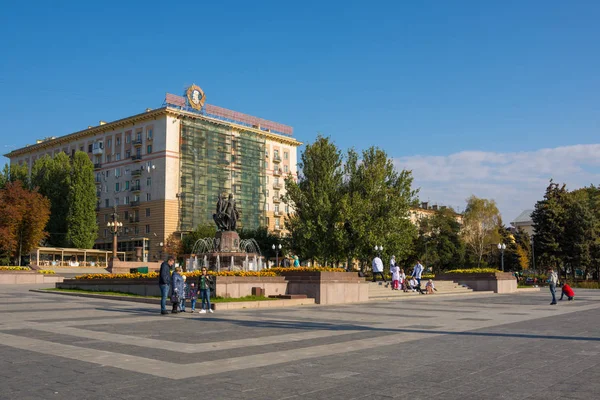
5;85;301;261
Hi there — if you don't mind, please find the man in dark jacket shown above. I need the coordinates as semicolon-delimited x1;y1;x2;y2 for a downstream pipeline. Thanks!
159;256;175;314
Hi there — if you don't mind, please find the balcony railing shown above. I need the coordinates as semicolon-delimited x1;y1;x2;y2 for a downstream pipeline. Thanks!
274;225;282;231
272;182;282;190
131;155;142;161
274;211;281;217
131;169;142;177
273;169;281;176
130;185;141;192
132;138;143;146
272;196;281;203
130;200;140;207
129;217;140;223
272;155;282;163
93;163;102;169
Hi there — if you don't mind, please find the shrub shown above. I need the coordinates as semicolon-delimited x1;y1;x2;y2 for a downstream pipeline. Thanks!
38;270;55;275
0;266;31;271
444;268;499;274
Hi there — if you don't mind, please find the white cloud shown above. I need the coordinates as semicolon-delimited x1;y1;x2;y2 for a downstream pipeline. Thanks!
394;144;600;223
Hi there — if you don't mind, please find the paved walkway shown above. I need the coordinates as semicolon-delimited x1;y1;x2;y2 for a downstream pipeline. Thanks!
1;284;599;399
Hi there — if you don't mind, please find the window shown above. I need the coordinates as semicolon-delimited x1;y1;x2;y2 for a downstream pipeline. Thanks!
115;153;121;161
266;217;270;226
116;137;121;146
106;155;112;162
105;199;109;208
125;181;130;190
124;227;129;234
115;182;120;192
107;139;112;148
266;189;269;197
146;177;151;187
96;173;101;182
88;144;92;152
274;150;279;158
124;168;130;176
136;131;142;141
126;150;131;158
265;203;269;211
265;161;269;169
147;128;153;140
104;214;109;222
124;196;129;205
285;205;289;213
145;225;150;234
115;197;119;205
284;151;288;160
126;134;131;144
266;176;269;184
265;149;269;158
275;218;280;227
80;146;84;152
135;226;139;235
124;211;129;220
104;229;107;238
274;191;280;198
274;177;279;185
146;208;150;217
146;193;151;201
274;205;279;213
284;165;289;173
115;168;121;178
147;145;152;154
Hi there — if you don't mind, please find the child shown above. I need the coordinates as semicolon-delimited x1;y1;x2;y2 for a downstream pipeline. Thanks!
560;283;575;301
188;282;198;312
391;264;400;290
399;269;407;291
180;275;188;312
425;279;437;294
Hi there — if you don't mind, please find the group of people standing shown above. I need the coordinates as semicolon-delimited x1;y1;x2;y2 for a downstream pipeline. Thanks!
372;256;436;295
158;257;214;315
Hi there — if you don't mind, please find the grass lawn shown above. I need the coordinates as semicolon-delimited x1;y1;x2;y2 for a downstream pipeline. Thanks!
42;288;277;302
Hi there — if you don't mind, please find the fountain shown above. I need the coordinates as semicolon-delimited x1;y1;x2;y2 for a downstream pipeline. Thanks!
188;193;265;271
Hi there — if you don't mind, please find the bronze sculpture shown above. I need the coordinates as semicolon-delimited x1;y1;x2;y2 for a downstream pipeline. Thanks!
213;193;239;231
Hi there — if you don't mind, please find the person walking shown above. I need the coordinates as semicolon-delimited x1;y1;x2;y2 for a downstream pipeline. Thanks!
547;268;558;305
170;267;184;313
198;267;214;314
158;256;175;315
372;255;386;283
412;260;424;286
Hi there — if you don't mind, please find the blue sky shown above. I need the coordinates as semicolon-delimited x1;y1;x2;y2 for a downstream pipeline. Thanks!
1;0;599;221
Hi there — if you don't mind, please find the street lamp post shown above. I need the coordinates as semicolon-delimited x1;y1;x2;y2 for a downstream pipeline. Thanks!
374;245;383;258
497;243;506;272
272;244;282;267
107;206;123;261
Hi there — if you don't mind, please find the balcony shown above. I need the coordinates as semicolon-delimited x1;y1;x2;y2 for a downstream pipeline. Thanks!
273;169;281;177
274;211;281;217
130;185;141;192
130;200;140;207
273;182;282;190
132;138;143;146
129;217;140;223
96;191;102;197
95;179;102;186
94;163;102;170
272;196;281;203
272;155;281;163
131;169;142;177
131;154;143;162
92;143;104;155
274;225;282;231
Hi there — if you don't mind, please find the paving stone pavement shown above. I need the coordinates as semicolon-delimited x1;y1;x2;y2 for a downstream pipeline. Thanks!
1;284;599;399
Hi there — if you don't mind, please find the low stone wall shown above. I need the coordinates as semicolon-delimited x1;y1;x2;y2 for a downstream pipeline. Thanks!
283;271;369;305
108;261;162;274
56;271;369;304
0;271;64;284
437;272;517;294
214;276;287;298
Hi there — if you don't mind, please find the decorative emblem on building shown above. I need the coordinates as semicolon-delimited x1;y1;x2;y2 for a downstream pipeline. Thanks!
186;84;206;110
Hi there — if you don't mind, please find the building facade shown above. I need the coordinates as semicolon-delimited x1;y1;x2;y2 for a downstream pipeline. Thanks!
5;85;301;261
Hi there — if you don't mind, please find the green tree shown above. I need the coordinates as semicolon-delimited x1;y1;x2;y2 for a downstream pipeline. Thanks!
414;207;465;273
31;153;71;247
65;151;97;248
238;226;281;261
283;135;345;265
0;163;30;189
341;147;418;269
182;223;217;254
461;195;502;267
531;181;568;274
560;190;594;280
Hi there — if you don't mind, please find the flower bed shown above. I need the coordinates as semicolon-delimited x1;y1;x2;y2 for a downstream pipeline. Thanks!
0;266;31;271
445;268;499;274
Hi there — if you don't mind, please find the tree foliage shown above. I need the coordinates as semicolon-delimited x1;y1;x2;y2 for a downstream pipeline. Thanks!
0;182;50;265
461;195;501;267
414;207;465;273
66;152;98;248
0;163;30;189
283;136;418;267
